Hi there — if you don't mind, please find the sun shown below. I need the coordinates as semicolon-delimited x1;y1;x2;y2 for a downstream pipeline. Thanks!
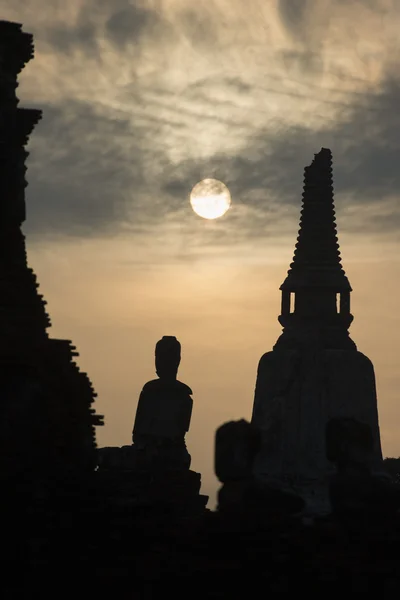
190;178;231;220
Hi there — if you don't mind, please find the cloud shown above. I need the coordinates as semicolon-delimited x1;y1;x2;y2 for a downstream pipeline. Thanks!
106;5;153;47
278;0;314;37
24;101;141;237
44;22;97;55
0;0;396;250
175;9;219;49
23;63;400;248
158;72;400;241
276;0;395;79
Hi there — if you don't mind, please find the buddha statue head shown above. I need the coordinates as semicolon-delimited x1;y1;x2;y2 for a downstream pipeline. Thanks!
155;336;181;381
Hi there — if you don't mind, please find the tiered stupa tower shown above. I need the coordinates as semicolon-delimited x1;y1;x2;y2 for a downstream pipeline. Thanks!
251;148;382;511
277;148;354;343
0;21;103;492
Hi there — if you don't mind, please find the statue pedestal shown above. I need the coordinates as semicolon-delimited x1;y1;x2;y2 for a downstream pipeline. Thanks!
96;445;208;516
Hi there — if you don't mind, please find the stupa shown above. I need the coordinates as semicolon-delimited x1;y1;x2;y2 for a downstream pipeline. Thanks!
251;148;383;512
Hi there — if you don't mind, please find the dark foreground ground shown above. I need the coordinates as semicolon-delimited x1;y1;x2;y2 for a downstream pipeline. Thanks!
2;472;400;599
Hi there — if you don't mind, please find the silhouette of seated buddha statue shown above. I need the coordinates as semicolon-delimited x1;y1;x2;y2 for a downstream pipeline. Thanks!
132;336;193;470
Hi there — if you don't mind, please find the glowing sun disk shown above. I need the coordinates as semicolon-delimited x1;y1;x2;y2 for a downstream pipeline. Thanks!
190;178;231;220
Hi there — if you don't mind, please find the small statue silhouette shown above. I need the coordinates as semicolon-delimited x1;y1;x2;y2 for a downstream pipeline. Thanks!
132;336;193;470
326;417;400;519
215;419;304;520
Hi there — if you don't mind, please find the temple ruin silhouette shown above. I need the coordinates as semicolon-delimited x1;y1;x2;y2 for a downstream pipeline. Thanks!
0;21;103;503
252;148;383;512
2;19;400;598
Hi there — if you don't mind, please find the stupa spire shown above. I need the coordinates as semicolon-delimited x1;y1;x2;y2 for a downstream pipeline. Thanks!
282;148;350;290
279;148;353;331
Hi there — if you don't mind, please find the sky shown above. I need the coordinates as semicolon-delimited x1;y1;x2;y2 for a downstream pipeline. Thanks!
3;0;400;505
